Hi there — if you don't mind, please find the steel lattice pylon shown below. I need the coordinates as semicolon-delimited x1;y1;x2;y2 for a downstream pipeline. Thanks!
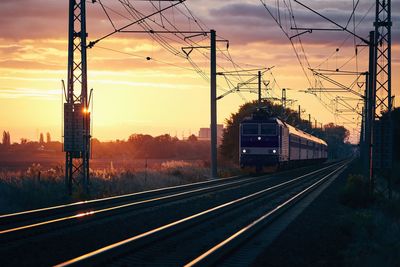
64;0;90;194
373;0;392;169
374;0;392;116
367;0;393;198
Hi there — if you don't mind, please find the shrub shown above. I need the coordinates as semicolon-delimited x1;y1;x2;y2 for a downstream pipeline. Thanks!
341;174;373;208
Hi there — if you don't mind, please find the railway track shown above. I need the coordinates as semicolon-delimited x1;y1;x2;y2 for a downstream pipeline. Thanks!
0;164;321;236
186;161;350;266
0;161;348;266
56;160;349;267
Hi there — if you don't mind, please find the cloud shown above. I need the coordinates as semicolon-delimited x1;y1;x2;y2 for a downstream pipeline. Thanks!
0;87;60;99
1;1;398;48
205;2;400;45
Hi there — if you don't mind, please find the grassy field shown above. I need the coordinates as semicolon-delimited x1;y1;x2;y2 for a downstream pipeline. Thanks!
0;160;241;214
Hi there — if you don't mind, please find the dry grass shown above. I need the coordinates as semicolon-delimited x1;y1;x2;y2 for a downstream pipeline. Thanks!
0;160;242;214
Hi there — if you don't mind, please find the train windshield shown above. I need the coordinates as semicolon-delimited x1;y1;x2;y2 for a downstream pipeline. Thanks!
242;124;258;135
260;123;277;136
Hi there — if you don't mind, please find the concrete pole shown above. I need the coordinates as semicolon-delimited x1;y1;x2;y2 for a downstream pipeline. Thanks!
258;71;262;109
81;0;90;194
210;30;217;179
362;72;369;177
298;105;301;121
367;30;376;195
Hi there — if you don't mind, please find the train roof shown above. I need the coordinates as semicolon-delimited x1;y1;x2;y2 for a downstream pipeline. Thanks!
241;115;327;146
241;116;277;124
284;122;328;146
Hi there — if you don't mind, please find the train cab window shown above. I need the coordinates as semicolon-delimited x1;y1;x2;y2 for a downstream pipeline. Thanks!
260;124;277;136
242;124;258;135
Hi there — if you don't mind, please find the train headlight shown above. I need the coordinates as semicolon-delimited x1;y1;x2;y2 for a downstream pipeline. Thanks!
257;136;261;140
242;149;247;153
272;149;277;154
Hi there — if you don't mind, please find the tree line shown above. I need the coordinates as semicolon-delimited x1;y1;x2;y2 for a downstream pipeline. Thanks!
1;131;52;146
91;134;209;160
0;132;209;160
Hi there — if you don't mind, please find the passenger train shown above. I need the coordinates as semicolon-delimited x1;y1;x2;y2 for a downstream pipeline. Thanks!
239;111;328;170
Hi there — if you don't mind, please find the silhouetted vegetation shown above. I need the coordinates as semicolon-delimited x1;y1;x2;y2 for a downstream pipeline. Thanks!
0;131;214;181
2;131;10;147
92;133;209;160
39;133;44;144
381;107;400;185
0;133;210;166
339;159;400;266
337;109;400;265
323;122;352;159
340;174;372;208
0;159;242;213
220;100;353;163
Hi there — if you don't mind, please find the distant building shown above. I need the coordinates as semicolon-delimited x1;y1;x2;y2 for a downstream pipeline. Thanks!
198;128;210;139
198;124;224;144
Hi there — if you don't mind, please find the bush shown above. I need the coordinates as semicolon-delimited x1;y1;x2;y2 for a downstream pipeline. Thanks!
343;208;400;267
341;174;373;208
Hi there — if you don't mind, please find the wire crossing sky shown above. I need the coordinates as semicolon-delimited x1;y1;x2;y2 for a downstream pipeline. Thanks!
0;0;398;143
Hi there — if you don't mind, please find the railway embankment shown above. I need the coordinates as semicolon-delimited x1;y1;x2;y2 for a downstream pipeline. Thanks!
253;159;400;267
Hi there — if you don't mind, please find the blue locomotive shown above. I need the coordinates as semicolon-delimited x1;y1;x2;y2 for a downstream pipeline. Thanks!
239;112;328;170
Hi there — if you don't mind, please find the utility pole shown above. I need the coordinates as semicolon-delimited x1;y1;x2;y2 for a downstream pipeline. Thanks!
258;71;262;108
65;0;91;194
309;114;311;128
281;88;287;109
366;31;376;195
210;30;217;179
298;105;301;121
362;72;369;184
180;29;223;179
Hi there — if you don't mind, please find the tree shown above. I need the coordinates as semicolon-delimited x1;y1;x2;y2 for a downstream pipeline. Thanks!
391;108;400;163
39;133;44;144
2;131;10;146
323;123;350;159
128;133;153;144
380;107;400;163
187;134;198;142
46;132;51;143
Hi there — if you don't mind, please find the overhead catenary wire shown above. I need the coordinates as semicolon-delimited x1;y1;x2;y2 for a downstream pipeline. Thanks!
258;0;373;132
91;0;273;98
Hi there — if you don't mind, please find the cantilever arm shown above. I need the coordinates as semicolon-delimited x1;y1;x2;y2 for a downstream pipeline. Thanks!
87;0;186;48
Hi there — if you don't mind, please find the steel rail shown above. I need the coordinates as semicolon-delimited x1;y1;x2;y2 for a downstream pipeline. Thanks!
0;173;253;227
0;174;270;235
54;161;345;267
1;163;336;235
185;160;350;266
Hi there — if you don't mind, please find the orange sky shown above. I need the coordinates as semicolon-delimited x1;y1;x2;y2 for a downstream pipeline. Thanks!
0;1;399;144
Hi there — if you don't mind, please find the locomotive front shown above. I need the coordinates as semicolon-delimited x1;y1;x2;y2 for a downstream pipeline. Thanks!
239;117;280;169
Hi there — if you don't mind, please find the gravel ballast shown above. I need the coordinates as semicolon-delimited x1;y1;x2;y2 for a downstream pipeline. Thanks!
252;166;352;267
